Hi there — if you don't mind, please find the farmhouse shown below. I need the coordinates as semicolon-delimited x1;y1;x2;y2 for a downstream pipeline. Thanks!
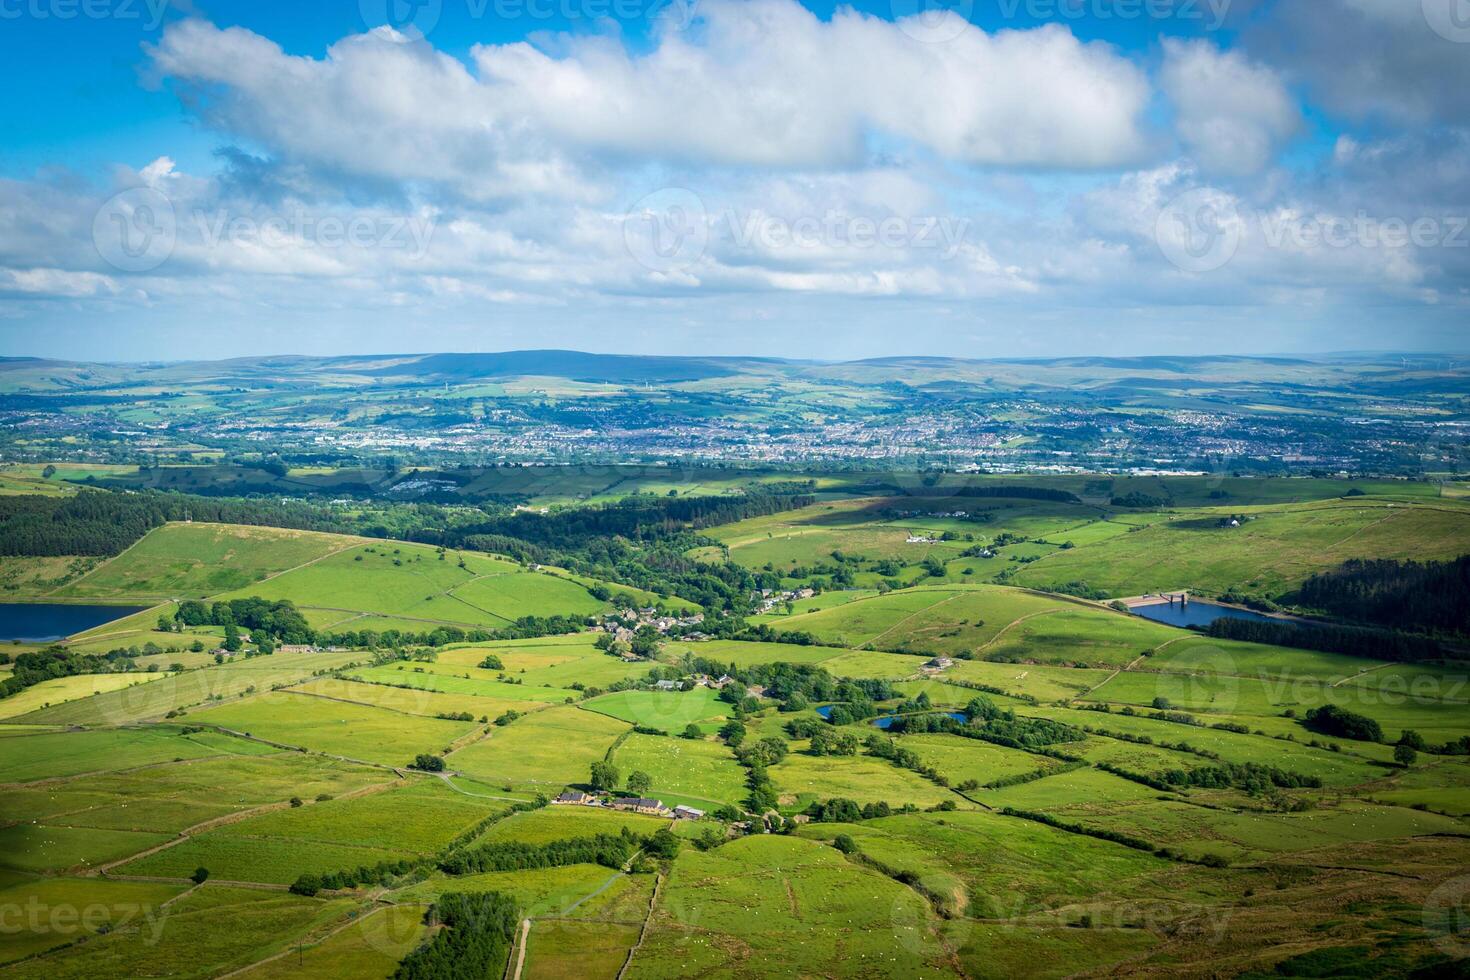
924;657;955;671
552;790;598;806
277;644;318;654
653;679;681;692
673;805;705;820
611;797;671;816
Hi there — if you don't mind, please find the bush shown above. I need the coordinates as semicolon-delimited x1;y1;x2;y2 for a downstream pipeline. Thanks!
289;873;322;897
190;867;210;885
412;754;446;772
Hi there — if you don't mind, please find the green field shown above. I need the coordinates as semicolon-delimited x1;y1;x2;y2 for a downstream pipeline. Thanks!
55;523;356;600
192;692;478;767
2;474;1469;978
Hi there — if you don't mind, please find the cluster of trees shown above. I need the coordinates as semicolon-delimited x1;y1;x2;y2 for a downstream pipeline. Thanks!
1158;762;1322;793
1110;491;1171;509
440;832;639;875
1206;617;1444;664
1302;705;1384;743
1294;556;1470;637
393;891;520;980
175;598;312;644
0;647;114;700
806;798;898;823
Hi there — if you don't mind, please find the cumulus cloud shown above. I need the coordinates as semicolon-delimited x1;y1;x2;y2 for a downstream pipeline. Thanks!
147;0;1151;202
1162;40;1298;176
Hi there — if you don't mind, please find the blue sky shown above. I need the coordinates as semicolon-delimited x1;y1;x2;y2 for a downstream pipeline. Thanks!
0;0;1466;361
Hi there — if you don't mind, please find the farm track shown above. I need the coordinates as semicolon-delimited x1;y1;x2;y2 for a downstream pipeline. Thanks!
615;871;663;980
83;777;402;876
214;899;395;980
506;917;531;980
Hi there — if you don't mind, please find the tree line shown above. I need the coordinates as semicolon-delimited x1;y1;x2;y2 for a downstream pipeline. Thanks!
1293;556;1470;637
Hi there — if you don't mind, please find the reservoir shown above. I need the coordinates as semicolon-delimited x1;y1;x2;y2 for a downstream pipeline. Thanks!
1129;599;1278;630
0;603;148;642
871;711;968;730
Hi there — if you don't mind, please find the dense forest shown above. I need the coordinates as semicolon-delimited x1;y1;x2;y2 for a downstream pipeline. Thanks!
1293;556;1470;637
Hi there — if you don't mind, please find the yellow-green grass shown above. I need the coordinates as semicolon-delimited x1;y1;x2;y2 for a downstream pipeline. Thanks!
0;885;355;980
62;601;177;642
1064;798;1465;863
11;650;365;727
0;727;254;783
0;753;391;834
766;587;962;648
439;643;654;690
448;571;605;619
667;638;848;668
976;764;1162;809
798;809;1170;918
449;706;630;789
1078;671;1470;744
477;805;672;846
748;589;879;622
978;608;1176;668
235;903;429;980
347;663;575;703
1012;498;1470;597
813;648;928;679
0;556;99;596
56;523;357;600
0;877;187;965
0;672;176;720
611;733;746;806
767;749;958;809
943;659;1116;701
629;835;945;978
1027;704;1382;785
582;689;728;731
0;822;172;874
1146;634;1388;682
287;676;530;721
900;734;1063;787
116;834;417;886
213;541;599;628
193;692;477;767
948;921;1159;979
392;864;622;917
526;920;641;980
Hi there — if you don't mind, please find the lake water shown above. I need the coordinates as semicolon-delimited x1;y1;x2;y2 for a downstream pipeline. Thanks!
871;711;968;730
1129;599;1277;630
0;604;147;642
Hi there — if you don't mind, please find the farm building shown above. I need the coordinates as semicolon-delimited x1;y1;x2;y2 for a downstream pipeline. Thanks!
611;797;671;816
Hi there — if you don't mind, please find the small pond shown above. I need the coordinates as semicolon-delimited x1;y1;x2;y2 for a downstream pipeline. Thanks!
0;603;147;643
1129;599;1278;630
816;704;970;729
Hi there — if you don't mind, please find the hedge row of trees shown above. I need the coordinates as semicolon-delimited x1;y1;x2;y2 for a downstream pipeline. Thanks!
0;648;114;700
439;832;639;875
1205;616;1446;663
393;892;520;980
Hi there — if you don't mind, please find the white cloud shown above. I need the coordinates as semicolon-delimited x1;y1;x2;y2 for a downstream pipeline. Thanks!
146;0;1151;203
1162;40;1298;176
